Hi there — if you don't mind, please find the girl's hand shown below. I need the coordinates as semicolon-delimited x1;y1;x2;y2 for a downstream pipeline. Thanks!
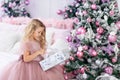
37;48;45;55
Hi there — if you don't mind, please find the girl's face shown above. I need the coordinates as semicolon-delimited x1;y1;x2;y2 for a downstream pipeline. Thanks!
33;27;44;41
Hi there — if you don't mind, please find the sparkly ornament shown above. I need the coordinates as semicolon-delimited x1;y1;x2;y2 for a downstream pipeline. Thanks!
9;2;13;8
78;46;83;51
69;9;72;13
66;36;72;42
76;3;79;7
64;14;68;18
96;21;100;26
89;49;98;57
95;60;101;65
91;4;97;10
69;56;75;61
112;57;117;63
108;34;117;43
57;10;63;15
79;67;85;74
109;10;114;16
84;3;89;8
116;21;120;29
91;50;97;56
96;34;101;39
83;73;87;79
76;51;83;58
73;18;79;24
97;27;104;34
64;75;68;80
76;27;86;35
104;15;108;21
87;18;92;22
24;0;29;5
82;11;87;16
104;66;113;75
83;45;88;50
75;12;79;16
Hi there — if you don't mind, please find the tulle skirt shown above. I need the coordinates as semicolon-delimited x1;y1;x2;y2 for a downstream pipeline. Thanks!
0;58;65;80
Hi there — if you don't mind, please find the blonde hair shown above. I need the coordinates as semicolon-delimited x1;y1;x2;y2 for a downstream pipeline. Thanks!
23;19;46;49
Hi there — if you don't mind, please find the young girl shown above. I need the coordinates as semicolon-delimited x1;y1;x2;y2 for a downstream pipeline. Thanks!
0;19;65;80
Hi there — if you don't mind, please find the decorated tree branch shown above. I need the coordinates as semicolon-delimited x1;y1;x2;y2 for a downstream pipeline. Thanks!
58;0;120;80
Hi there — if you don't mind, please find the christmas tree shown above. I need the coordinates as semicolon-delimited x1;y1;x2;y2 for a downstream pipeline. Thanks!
58;0;120;80
1;0;30;17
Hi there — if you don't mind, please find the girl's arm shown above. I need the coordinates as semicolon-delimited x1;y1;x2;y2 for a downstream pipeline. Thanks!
23;49;44;62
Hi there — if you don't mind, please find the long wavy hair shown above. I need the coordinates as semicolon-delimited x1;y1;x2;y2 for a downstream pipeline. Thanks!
23;19;46;49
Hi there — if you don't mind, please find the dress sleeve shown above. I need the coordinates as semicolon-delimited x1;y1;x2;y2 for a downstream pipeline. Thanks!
20;41;30;54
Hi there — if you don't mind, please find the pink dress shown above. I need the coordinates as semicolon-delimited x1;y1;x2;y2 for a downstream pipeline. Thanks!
0;41;65;80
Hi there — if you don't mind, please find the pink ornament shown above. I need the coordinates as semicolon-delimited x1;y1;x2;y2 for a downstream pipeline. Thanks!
104;66;113;75
82;11;87;16
91;50;97;56
96;34;101;39
79;67;85;74
24;0;29;5
89;49;97;56
75;12;79;16
9;2;13;8
73;18;79;24
87;18;92;22
76;27;86;35
64;14;68;18
108;34;117;43
70;9;72;12
116;21;120;29
76;51;83;58
69;56;74;61
65;7;69;11
64;75;68;80
63;9;66;13
97;27;104;34
66;36;72;42
95;21;100;26
109;10;114;16
91;4;97;10
12;2;16;6
83;45;88;50
112;57;117;63
57;10;63;15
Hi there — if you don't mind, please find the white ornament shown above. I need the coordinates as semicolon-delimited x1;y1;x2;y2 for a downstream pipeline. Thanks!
76;3;79;7
95;60;101;65
95;73;118;80
83;73;87;79
88;59;92;63
84;3;89;8
104;15;108;21
78;46;83;51
110;32;116;35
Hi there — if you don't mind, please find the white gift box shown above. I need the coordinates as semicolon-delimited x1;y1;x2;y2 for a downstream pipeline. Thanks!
39;50;70;71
